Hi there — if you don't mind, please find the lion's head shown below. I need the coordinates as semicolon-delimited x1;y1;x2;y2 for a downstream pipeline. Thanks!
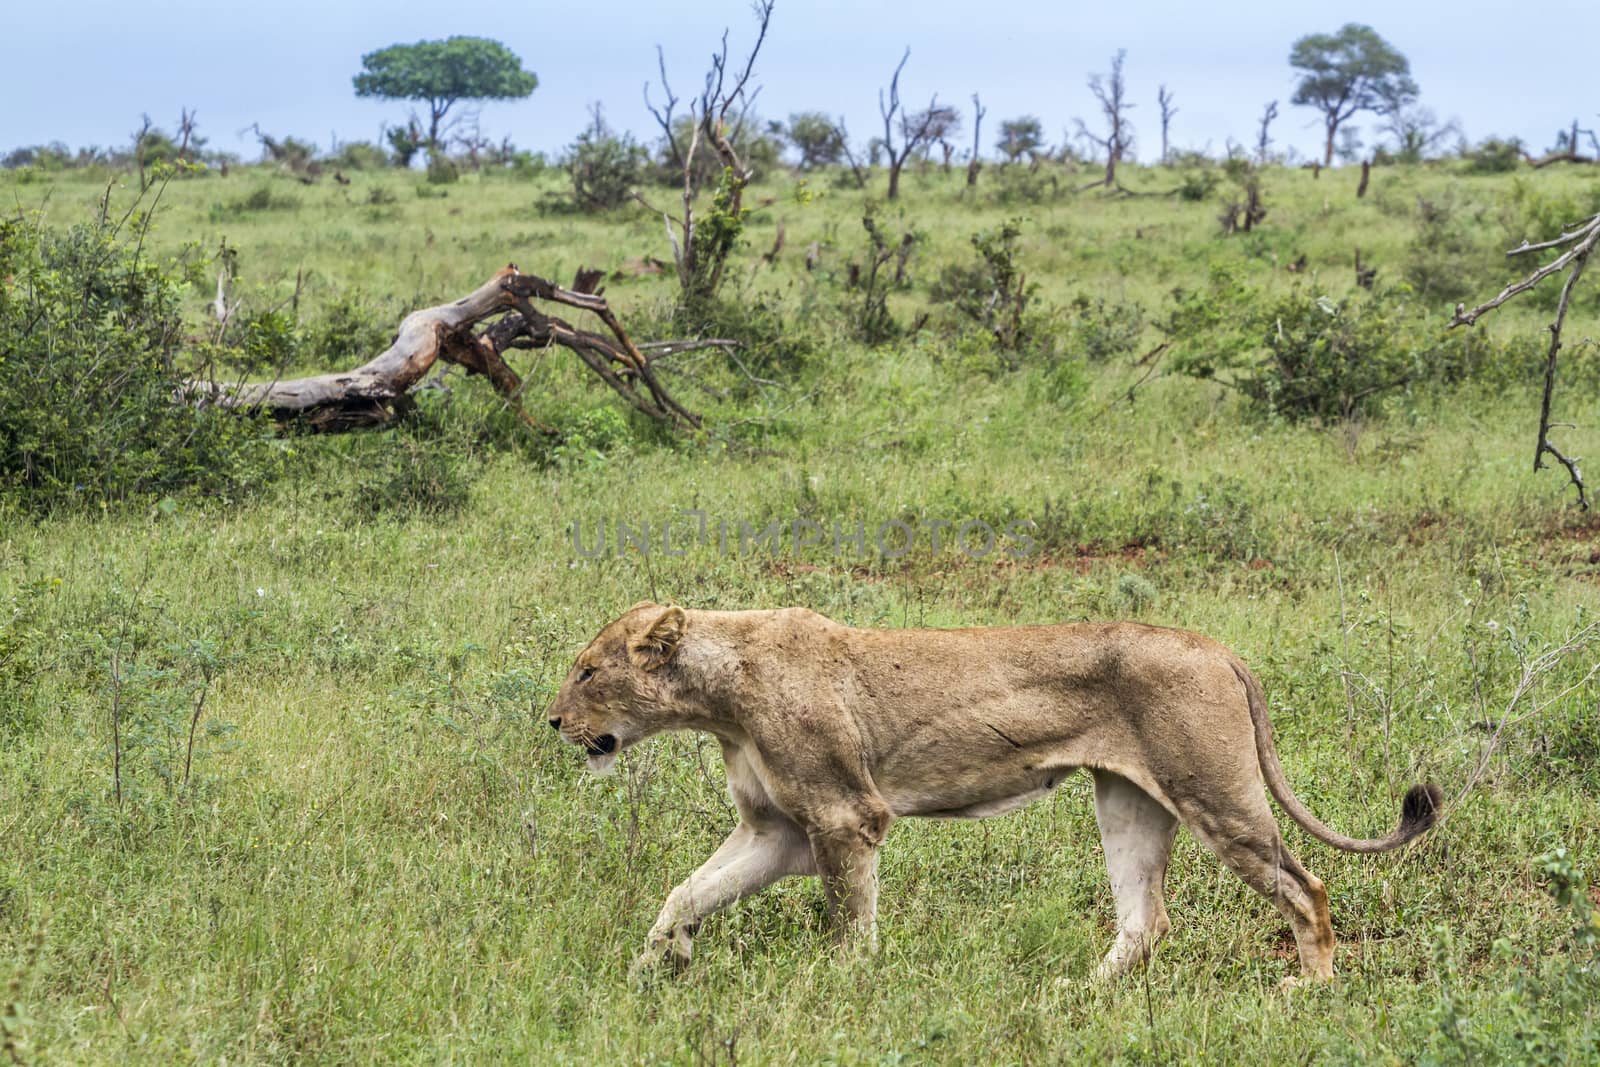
546;602;686;775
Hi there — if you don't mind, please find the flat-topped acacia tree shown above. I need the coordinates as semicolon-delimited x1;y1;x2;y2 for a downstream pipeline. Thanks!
1289;23;1416;168
353;36;537;151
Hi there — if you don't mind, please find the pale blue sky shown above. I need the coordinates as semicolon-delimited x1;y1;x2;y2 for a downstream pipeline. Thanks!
3;0;1596;164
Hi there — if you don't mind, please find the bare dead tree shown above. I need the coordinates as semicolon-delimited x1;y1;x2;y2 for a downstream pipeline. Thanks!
1256;100;1279;165
243;123;314;174
878;49;946;199
1377;104;1460;162
1157;85;1177;164
643;45;687;175
183;266;715;432
924;106;962;171
831;116;868;188
967;93;987;188
1075;50;1134;189
453;111;491;171
1354;247;1377;288
176;108;200;163
132;114;154;191
1218;164;1267;235
639;0;774;306
1451;211;1600;508
1529;117;1600;168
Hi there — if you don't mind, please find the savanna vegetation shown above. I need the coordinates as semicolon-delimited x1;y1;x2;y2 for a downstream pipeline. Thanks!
3;90;1600;1064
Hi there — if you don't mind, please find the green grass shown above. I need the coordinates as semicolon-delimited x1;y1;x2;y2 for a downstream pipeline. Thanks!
3;158;1599;1063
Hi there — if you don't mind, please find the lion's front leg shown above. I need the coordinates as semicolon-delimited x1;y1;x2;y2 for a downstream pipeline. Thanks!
633;818;812;976
806;799;893;953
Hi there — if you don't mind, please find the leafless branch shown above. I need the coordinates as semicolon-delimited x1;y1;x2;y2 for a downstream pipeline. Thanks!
967;93;987;188
1451;211;1600;508
877;48;944;199
1256;101;1279;164
1157;85;1177;164
646;0;774;303
1076;50;1134;188
644;46;684;172
1442;624;1600;819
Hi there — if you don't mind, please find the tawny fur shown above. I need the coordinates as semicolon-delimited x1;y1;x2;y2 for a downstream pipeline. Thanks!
546;604;1440;981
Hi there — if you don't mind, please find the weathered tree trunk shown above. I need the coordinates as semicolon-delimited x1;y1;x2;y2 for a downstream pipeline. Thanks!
183;265;703;432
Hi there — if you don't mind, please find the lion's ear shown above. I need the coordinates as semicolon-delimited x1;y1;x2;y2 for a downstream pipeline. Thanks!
623;600;658;614
628;606;686;671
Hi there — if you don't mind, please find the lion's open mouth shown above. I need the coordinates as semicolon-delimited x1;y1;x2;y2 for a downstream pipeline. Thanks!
585;734;617;757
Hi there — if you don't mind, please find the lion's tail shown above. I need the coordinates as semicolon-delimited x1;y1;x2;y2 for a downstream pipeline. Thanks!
1231;660;1442;854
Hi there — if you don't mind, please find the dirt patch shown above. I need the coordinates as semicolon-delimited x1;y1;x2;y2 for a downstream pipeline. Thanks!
1532;510;1600;581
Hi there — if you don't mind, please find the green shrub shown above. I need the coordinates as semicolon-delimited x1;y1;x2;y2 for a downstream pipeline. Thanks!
1462;137;1525;174
1500;178;1600;257
0;575;57;736
0;206;282;511
331;141;390;171
1241;292;1418;419
1405;193;1497;303
349;402;476;518
227;307;302;375
1065;293;1145;362
565;114;645;212
1166;269;1461;420
843;209;916;346
306;290;395;365
237;185;298;213
549;406;635;468
667;290;810;384
506;151;548;180
989;167;1062;206
1175;169;1219;202
1111;573;1158;615
930;219;1042;358
426;155;460;185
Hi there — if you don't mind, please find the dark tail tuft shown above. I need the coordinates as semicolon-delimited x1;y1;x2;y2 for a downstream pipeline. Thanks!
1400;782;1444;839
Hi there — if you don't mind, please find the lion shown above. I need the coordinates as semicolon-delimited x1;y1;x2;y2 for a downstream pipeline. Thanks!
546;603;1441;981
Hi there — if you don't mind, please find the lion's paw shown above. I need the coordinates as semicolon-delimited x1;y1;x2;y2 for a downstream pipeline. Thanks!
629;932;692;983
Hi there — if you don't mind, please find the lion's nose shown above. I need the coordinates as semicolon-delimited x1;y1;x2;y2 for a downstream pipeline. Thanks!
548;716;562;730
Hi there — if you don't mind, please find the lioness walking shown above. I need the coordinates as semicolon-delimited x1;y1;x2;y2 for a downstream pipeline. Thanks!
547;604;1440;980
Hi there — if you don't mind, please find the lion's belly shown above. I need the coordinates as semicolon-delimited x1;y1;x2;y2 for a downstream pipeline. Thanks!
884;764;1076;819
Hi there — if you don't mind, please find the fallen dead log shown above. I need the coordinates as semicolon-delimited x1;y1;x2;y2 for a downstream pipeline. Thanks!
183;265;705;432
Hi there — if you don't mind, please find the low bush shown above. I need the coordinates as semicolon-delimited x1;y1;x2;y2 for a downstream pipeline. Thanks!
1461;136;1525;175
331;141;390;171
304;289;395;366
211;184;300;220
0;204;283;511
1175;169;1220;202
347;397;477;518
1165;267;1512;420
1065;293;1145;362
426;156;460;185
930;219;1043;358
1405;193;1497;303
565;114;645;212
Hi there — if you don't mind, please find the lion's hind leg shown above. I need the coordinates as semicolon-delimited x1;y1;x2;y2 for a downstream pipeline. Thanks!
1091;769;1180;980
1172;788;1336;981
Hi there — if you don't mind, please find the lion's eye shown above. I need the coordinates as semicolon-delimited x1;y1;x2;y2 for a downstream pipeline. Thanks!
577;667;595;684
